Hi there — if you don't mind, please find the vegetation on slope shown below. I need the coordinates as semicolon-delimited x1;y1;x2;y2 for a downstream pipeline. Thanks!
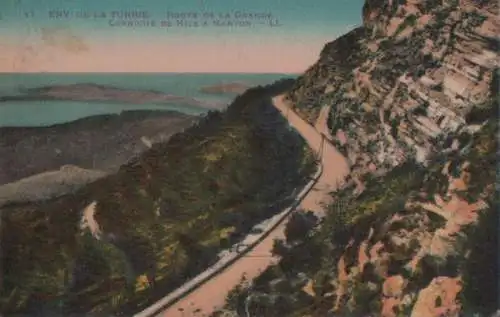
0;79;317;316
285;27;369;125
214;1;499;315
0;110;197;185
214;102;498;317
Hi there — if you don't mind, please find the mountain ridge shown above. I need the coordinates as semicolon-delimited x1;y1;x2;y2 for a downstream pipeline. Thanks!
0;109;197;185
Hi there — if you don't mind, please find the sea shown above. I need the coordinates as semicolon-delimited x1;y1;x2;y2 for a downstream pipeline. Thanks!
0;73;296;127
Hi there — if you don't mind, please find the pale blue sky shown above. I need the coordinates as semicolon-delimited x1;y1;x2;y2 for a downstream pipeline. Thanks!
0;0;365;72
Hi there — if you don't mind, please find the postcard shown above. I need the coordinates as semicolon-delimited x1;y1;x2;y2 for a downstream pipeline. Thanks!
0;0;498;316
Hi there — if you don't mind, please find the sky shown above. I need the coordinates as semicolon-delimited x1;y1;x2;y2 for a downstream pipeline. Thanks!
0;0;365;73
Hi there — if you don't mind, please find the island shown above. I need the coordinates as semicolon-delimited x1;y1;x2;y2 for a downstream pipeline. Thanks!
199;82;250;95
0;83;225;109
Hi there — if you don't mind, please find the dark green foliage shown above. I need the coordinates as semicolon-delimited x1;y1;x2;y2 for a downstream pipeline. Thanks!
460;200;499;316
465;97;498;125
390;118;400;138
379;39;393;51
217;112;498;316
0;81;315;315
433;83;443;91
349;280;381;316
413;105;427;116
393;14;418;37
416;0;443;12
420;254;460;279
458;119;499;316
464;11;488;28
463;119;497;199
284;212;318;244
465;103;498;124
425;210;448;232
71;234;114;290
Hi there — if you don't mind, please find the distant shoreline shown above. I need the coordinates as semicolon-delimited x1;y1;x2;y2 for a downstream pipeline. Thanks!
199;82;250;94
0;83;223;109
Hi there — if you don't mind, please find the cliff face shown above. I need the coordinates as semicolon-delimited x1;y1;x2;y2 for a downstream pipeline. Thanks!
290;0;500;314
287;0;498;177
217;1;499;316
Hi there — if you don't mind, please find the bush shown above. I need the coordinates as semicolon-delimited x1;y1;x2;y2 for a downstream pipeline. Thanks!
460;202;499;315
393;14;418;37
413;104;427;116
465;102;498;124
285;212;318;244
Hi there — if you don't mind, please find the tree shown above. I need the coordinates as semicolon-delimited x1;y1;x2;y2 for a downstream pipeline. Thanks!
271;239;289;258
284;212;317;244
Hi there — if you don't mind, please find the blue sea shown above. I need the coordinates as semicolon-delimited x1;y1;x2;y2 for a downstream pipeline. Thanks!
0;73;296;127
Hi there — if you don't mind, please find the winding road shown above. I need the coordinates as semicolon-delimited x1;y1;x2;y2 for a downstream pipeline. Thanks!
139;95;350;317
275;98;350;216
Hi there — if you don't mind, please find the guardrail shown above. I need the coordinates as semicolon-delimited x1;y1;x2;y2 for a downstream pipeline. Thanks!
134;157;323;317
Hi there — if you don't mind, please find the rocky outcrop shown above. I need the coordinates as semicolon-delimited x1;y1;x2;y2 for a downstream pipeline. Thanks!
333;152;493;316
410;276;462;317
287;0;499;177
217;113;497;316
283;0;499;315
215;1;498;317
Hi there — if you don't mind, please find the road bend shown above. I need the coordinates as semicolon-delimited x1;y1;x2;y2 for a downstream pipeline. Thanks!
154;94;350;317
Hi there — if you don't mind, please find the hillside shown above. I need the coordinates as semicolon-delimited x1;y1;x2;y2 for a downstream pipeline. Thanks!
0;165;107;207
218;112;497;317
0;79;316;315
0;110;196;185
214;0;499;316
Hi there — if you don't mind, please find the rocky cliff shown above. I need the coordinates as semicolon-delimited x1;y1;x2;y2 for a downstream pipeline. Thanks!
287;0;498;177
216;1;499;316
